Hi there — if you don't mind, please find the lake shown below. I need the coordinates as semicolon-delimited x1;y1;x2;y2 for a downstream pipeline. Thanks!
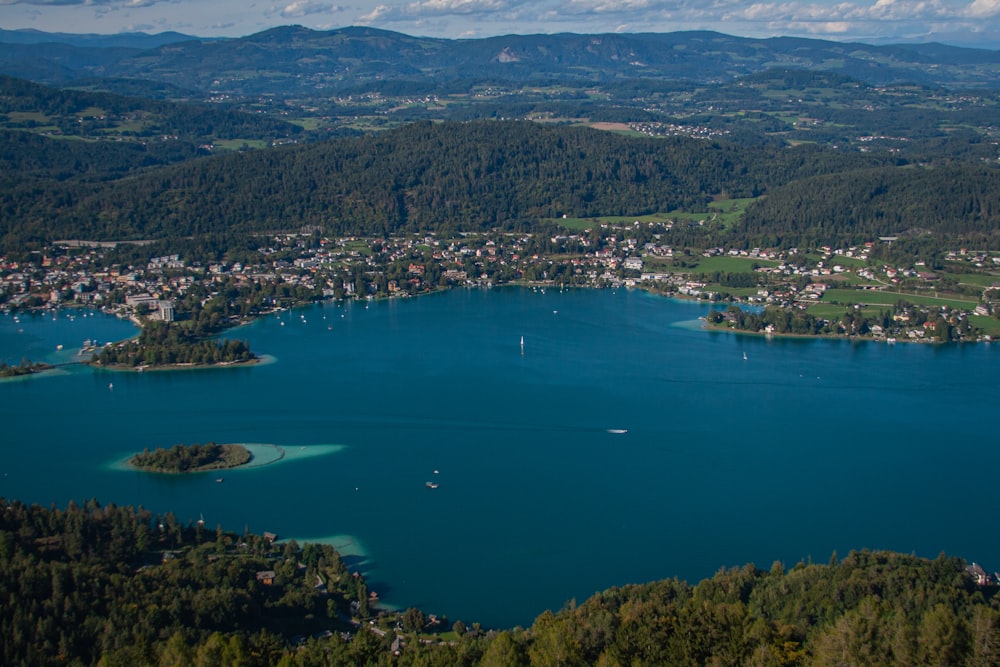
1;287;997;629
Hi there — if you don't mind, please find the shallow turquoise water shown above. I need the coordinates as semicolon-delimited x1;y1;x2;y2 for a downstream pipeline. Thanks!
1;288;998;628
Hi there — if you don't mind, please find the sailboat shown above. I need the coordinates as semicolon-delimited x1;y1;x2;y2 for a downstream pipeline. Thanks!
743;352;748;361
520;335;524;354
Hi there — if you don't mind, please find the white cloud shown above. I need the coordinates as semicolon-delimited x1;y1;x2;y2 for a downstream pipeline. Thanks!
406;0;511;14
279;0;339;18
965;0;1000;17
356;0;528;23
560;0;664;16
357;3;396;22
0;0;173;5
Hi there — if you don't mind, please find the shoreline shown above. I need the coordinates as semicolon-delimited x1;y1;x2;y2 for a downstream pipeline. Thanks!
701;319;951;344
128;443;254;474
112;442;290;473
8;284;993;357
91;356;262;373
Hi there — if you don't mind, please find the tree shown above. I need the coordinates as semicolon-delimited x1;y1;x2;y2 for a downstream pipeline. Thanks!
402;607;427;633
918;604;970;666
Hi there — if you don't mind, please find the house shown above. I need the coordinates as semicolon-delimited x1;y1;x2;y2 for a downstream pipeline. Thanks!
256;570;276;585
967;563;992;586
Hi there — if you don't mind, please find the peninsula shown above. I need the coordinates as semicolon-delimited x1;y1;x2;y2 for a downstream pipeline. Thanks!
0;360;52;378
91;320;257;370
129;442;251;473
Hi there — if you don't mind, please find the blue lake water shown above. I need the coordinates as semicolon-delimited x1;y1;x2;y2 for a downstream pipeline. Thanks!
1;287;998;628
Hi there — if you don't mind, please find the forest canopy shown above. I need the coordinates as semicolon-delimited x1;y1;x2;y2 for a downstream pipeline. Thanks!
129;443;251;473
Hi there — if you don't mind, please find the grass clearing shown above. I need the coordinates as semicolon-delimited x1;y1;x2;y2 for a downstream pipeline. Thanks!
805;303;855;318
951;273;1000;288
212;139;270;150
970;315;1000;337
821;288;978;310
705;286;760;298
690;255;777;273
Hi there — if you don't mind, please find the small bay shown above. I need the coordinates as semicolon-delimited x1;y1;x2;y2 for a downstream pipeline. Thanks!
1;287;998;629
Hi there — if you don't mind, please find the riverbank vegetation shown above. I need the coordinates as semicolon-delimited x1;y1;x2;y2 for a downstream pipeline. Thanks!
1;498;997;665
129;442;251;473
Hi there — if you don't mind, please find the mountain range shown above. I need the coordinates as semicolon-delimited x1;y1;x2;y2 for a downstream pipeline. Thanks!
2;26;999;96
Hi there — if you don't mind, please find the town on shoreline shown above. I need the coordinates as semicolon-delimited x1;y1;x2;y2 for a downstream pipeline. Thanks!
2;218;999;365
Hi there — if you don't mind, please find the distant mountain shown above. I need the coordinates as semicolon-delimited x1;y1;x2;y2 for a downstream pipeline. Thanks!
1;26;998;94
0;28;197;49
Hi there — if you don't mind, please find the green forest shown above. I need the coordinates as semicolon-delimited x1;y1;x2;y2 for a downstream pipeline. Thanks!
130;443;251;473
1;499;998;666
3;114;999;256
93;321;255;368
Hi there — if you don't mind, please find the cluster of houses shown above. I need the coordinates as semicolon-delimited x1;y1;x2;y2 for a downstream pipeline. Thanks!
2;229;997;344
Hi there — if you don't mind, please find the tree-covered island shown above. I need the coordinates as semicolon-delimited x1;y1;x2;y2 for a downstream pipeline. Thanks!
130;442;252;473
92;320;256;369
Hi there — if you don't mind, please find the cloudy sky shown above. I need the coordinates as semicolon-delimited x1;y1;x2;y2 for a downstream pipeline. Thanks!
2;0;999;47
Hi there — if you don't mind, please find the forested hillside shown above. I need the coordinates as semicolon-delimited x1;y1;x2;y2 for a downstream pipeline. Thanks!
0;75;301;148
736;164;1000;248
2;499;998;665
3;117;998;254
0;120;904;247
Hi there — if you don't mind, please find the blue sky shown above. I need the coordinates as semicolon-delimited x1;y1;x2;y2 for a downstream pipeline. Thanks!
2;0;999;47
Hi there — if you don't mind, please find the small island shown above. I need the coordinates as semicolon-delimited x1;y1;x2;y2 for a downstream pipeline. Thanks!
0;359;52;378
129;442;251;473
92;320;257;370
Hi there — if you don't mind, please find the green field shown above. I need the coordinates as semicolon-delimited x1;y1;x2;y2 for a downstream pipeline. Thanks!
212;139;270;150
342;240;373;256
805;303;853;318
704;286;760;298
821;288;978;310
706;198;758;229
824;255;868;268
951;273;1000;288
970;315;1000;337
690;255;778;273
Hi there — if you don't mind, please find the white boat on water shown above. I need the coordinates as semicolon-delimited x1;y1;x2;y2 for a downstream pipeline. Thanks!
607;429;628;434
425;481;439;489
